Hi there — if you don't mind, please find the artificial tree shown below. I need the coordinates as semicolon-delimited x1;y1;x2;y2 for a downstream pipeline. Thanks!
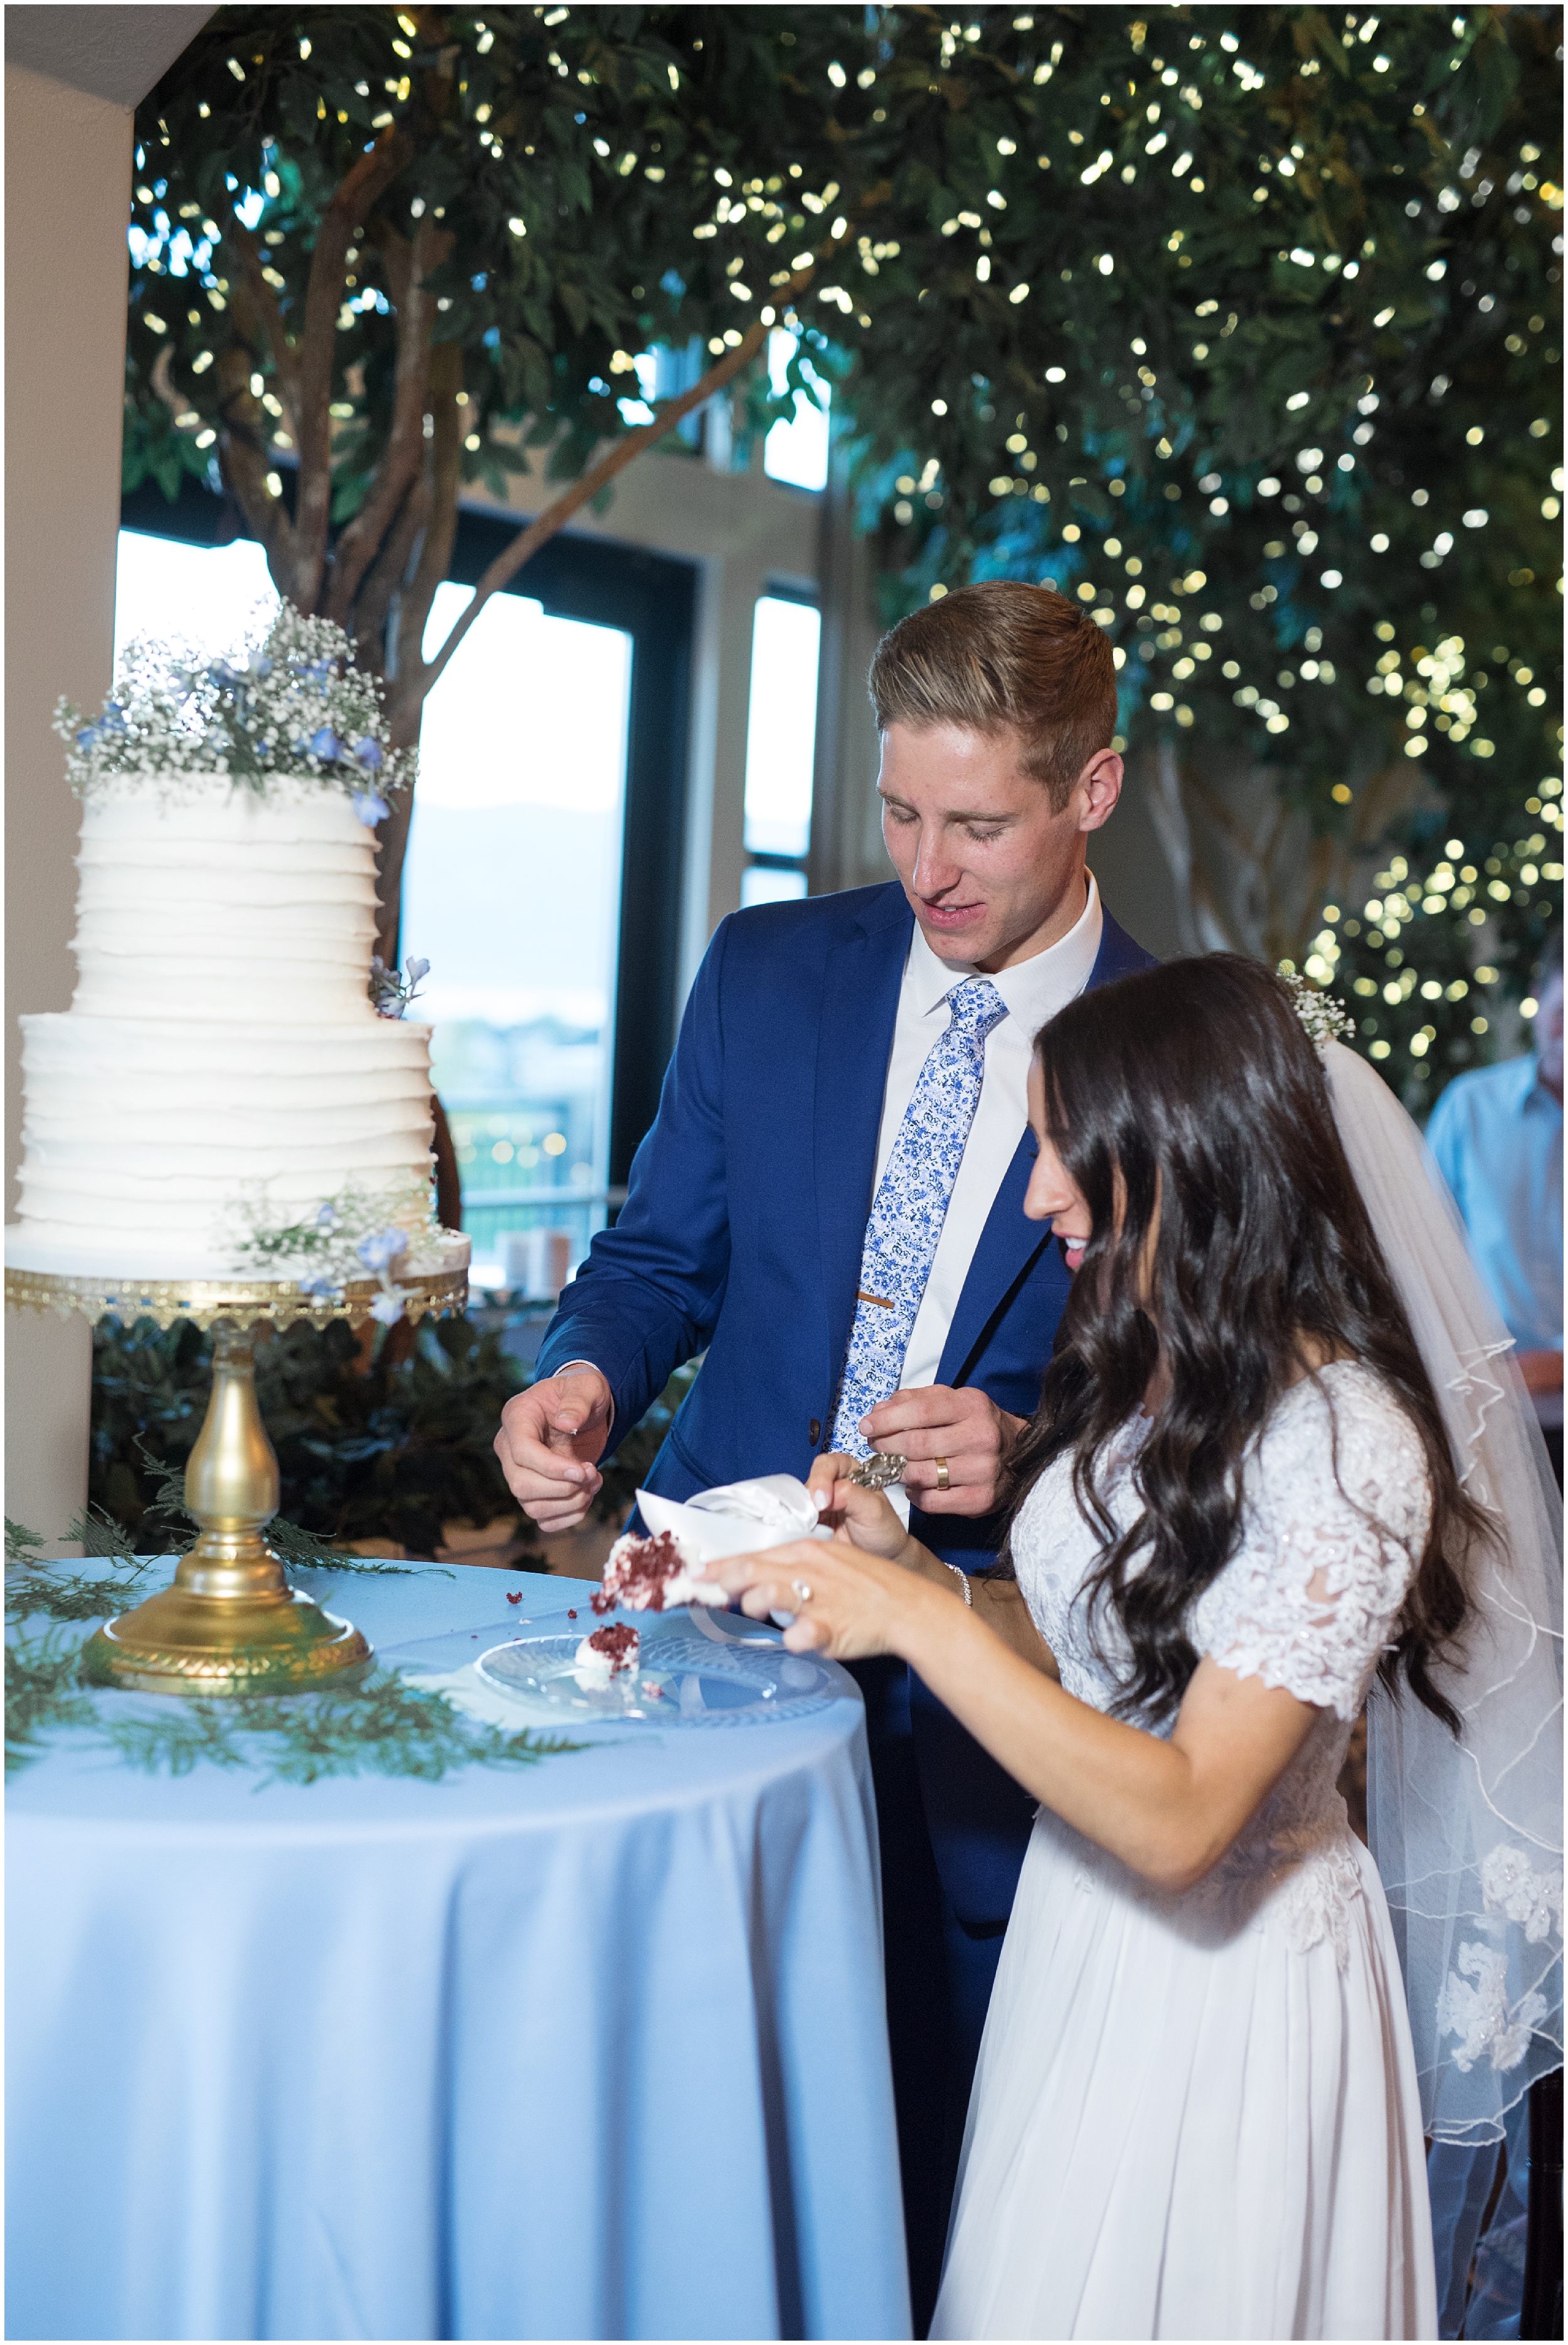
815;4;1562;1100
125;3;1560;1097
125;4;871;947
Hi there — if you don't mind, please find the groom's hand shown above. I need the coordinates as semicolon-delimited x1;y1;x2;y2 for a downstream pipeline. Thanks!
495;1365;614;1532
859;1385;1025;1516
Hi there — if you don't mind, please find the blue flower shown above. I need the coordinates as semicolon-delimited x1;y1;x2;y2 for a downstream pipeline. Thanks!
309;726;344;761
369;1289;407;1327
78;704;128;750
300;1274;340;1299
293;657;335;689
357;1227;405;1273
404;956;430;988
352;736;384;770
351;790;390;827
315;1202;339;1230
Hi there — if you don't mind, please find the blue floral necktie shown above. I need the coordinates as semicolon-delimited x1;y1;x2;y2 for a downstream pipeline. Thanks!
830;977;1009;1458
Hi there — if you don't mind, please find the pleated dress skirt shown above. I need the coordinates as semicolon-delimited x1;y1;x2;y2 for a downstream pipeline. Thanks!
931;1805;1437;2342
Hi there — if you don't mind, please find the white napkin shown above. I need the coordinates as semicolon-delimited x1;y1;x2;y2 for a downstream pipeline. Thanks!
637;1472;827;1627
636;1472;826;1564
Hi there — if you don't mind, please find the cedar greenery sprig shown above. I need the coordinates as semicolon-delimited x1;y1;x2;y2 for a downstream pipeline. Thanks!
93;1666;582;1790
4;1518;575;1784
5;1511;164;1622
4;1625;99;1773
3;1614;581;1785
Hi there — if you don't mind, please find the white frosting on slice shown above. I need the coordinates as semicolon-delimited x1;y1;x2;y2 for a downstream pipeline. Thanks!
600;1529;726;1612
573;1629;640;1687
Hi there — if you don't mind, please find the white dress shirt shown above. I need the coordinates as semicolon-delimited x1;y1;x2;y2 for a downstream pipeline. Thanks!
872;872;1103;1392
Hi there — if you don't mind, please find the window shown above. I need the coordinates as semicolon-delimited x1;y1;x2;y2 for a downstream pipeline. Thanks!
763;330;831;492
402;585;634;1284
742;593;820;905
115;482;698;1289
114;528;275;663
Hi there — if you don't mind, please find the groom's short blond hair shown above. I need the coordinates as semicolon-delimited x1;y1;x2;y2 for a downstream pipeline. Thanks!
868;580;1118;812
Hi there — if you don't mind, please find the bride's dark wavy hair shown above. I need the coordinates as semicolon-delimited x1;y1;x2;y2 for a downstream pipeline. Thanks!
1000;954;1482;1730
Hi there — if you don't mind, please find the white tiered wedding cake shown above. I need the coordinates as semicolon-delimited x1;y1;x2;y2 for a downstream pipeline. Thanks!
6;607;468;1291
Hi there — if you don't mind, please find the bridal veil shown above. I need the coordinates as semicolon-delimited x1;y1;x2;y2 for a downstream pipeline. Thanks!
1323;1038;1563;2147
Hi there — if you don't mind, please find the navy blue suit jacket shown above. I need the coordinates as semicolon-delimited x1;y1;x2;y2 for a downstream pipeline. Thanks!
537;881;1155;1916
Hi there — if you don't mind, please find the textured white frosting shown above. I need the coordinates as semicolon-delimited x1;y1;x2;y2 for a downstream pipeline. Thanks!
7;775;458;1279
70;778;379;1022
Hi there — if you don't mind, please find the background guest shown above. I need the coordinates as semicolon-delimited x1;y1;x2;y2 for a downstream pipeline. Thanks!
1426;932;1563;1482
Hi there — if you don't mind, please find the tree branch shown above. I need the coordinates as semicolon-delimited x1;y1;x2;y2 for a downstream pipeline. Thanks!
213;347;298;590
393;337;465;714
418;214;878;702
327;217;452;627
369;346;466;965
351;473;426;682
294;127;417;598
223;211;303;441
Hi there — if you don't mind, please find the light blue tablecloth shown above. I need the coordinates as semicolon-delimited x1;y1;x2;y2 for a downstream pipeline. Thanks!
7;1564;910;2341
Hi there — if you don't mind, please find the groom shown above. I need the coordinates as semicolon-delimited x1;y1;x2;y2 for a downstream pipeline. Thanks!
497;579;1154;2326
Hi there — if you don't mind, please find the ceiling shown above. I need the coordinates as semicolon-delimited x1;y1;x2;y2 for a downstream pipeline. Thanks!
6;5;213;110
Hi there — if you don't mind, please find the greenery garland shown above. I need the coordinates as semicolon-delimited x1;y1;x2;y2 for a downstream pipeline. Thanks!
4;1518;578;1785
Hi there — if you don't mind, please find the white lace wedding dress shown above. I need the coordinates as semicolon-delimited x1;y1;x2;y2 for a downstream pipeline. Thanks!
931;1363;1439;2342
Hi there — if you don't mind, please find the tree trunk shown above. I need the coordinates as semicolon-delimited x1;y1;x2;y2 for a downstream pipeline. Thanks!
203;111;871;957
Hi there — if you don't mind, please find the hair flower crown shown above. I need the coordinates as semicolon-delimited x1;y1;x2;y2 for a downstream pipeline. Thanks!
1281;969;1355;1051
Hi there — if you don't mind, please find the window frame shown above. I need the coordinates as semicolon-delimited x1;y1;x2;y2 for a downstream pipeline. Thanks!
119;478;697;1189
742;575;822;904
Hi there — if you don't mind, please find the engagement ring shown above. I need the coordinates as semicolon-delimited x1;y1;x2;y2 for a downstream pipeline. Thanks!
847;1452;906;1491
791;1579;813;1604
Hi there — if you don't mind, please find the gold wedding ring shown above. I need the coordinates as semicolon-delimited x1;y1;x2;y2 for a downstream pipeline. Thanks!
935;1457;951;1492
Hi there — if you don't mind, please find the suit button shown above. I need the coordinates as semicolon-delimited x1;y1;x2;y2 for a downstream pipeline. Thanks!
808;1418;822;1447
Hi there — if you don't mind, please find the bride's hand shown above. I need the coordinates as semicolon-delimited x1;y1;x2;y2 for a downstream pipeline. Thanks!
806;1453;916;1563
709;1534;947;1662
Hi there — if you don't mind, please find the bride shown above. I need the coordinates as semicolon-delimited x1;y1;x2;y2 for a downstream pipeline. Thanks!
712;955;1562;2342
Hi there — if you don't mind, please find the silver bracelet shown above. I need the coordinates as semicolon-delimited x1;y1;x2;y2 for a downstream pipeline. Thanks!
943;1560;973;1608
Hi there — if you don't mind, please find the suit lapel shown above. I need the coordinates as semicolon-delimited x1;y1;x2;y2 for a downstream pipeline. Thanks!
813;890;911;1395
936;1129;1047;1386
1089;906;1158;987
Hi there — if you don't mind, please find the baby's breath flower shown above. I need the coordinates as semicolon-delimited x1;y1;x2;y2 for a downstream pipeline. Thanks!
1280;970;1354;1051
55;604;413;804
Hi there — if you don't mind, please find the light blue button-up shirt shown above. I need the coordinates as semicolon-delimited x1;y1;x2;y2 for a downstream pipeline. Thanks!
1426;1054;1564;1353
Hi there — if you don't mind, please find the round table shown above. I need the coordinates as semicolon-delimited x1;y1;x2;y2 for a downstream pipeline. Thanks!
7;1564;910;2341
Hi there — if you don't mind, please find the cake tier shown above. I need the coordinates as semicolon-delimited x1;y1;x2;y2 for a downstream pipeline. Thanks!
3;1221;471;1288
70;779;381;1024
13;1013;435;1267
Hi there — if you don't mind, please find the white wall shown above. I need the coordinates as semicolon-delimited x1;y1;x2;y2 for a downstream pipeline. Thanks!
4;60;137;1541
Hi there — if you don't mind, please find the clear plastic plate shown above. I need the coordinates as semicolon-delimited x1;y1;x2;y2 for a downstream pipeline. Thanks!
474;1627;839;1728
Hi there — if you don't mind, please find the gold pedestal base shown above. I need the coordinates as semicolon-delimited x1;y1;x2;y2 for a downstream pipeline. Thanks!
8;1230;468;1699
80;1318;375;1699
82;1554;370;1696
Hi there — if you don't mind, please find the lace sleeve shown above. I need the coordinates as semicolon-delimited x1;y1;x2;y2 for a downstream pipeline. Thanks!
1192;1366;1433;1721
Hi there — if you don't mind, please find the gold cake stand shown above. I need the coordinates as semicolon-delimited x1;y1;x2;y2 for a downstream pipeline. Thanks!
6;1259;467;1696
